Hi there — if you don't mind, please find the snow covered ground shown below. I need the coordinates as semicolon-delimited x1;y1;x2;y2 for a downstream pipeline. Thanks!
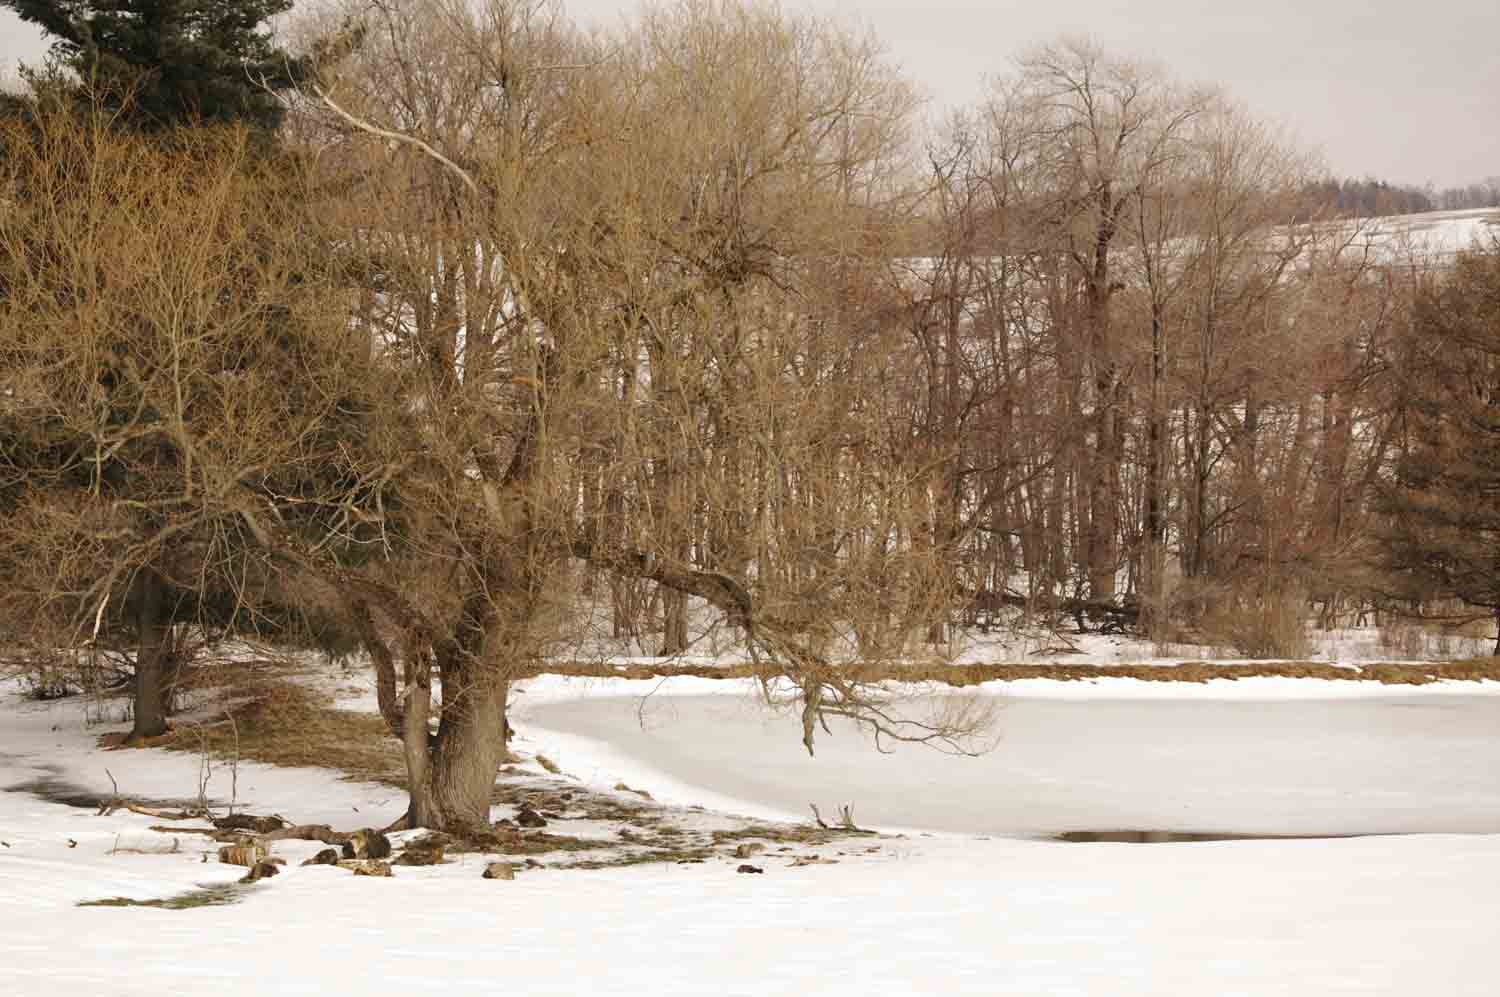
1350;206;1500;262
5;673;1500;995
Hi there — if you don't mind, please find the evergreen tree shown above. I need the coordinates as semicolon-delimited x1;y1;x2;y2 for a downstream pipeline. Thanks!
1;0;307;131
1381;242;1500;651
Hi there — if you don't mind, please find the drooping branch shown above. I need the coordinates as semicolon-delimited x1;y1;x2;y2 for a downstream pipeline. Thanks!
571;537;991;757
570;538;754;629
311;85;479;198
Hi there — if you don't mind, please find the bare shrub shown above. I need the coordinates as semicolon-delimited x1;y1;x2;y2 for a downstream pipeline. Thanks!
1191;579;1312;660
1378;619;1429;659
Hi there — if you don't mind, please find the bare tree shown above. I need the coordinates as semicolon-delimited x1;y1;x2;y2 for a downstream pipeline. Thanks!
285;0;984;836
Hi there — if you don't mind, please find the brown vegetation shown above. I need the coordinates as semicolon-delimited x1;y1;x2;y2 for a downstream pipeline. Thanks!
160;679;405;787
530;657;1500;687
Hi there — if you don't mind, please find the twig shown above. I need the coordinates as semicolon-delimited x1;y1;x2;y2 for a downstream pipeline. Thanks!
195;725;212;815
635;676;671;729
226;708;240;815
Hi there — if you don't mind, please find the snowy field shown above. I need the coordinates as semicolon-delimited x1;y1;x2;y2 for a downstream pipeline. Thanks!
1355;206;1500;260
4;672;1500;995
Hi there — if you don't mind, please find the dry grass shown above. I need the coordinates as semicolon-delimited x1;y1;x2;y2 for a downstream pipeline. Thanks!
709;823;848;846
559;845;717;870
160;677;405;788
534;657;1500;686
483;831;607;857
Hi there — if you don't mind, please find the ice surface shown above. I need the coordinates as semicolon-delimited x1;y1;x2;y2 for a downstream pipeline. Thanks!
517;677;1500;835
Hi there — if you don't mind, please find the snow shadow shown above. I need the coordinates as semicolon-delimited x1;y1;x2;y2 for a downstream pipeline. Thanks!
3;764;224;811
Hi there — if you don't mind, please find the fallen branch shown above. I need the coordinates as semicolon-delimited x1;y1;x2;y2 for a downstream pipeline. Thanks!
809;802;875;835
95;769;213;821
148;825;223;837
258;824;351;845
98;800;212;820
213;814;287;834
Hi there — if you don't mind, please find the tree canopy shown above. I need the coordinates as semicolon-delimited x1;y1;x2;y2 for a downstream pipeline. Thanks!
1;0;309;131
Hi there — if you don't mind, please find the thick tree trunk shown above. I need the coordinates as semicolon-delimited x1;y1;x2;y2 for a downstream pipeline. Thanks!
405;672;511;836
131;569;172;740
348;590;517;838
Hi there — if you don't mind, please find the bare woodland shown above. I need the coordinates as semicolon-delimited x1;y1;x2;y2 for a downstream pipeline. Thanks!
2;0;1498;837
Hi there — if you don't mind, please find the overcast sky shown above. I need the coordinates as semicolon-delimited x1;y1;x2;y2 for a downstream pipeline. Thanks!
3;0;1495;187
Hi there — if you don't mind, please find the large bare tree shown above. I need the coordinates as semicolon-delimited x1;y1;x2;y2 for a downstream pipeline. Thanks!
291;0;981;836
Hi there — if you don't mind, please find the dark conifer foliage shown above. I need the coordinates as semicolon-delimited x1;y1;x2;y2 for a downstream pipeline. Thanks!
1381;243;1500;650
1;0;308;131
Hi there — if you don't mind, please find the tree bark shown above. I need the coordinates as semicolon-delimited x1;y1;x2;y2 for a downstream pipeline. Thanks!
660;588;689;656
130;568;172;740
404;657;511;836
1144;307;1167;637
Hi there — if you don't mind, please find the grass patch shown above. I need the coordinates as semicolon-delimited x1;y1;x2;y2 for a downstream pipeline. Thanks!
78;882;247;910
486;831;609;856
710;824;845;846
559;845;717;870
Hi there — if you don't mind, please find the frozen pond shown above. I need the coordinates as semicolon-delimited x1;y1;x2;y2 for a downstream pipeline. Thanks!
518;685;1500;836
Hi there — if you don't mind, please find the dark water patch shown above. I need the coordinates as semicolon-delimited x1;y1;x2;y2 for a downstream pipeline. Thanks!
1051;830;1372;843
1380;701;1465;710
78;882;247;910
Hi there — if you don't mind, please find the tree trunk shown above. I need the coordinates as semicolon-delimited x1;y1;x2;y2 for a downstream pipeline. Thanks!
405;670;511;836
1144;308;1167;638
131;569;172;740
660;587;688;656
1088;397;1121;604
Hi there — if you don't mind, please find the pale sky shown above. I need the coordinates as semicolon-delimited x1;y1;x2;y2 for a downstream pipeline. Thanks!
3;0;1495;187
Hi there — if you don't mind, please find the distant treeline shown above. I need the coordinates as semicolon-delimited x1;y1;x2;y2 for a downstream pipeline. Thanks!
1303;175;1500;219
